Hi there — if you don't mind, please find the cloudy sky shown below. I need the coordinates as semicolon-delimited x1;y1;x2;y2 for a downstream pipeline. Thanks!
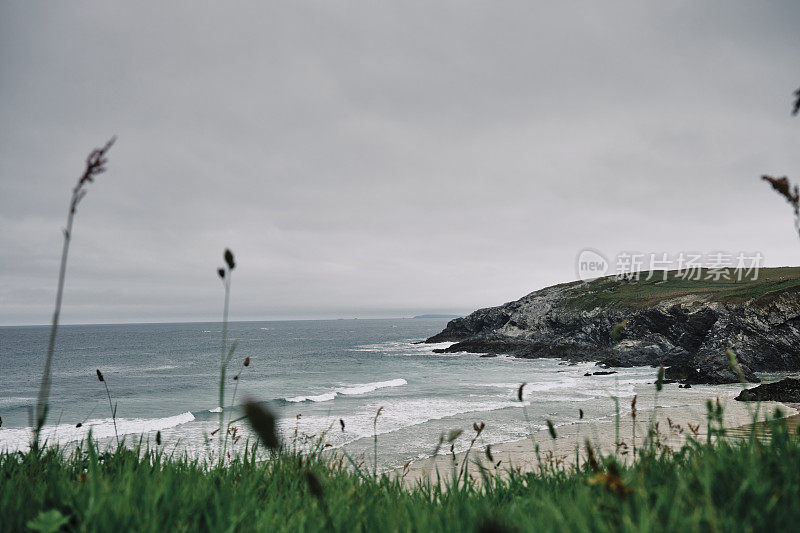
1;1;799;325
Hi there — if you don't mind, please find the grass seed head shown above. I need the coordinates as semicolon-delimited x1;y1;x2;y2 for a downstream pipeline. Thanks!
727;349;737;369
611;321;626;342
224;249;236;270
727;349;745;382
244;400;280;451
579;408;584;420
517;383;526;402
217;268;225;279
156;431;162;446
447;429;463;443
243;356;250;367
339;418;345;432
656;366;664;392
96;369;104;382
546;419;557;439
762;175;800;215
589;471;632;497
79;137;115;185
305;470;324;499
793;86;800;116
585;439;600;473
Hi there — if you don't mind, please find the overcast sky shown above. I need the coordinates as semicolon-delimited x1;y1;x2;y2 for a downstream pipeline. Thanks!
1;1;799;325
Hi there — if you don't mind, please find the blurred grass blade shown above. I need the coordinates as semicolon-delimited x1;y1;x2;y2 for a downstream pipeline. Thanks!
245;400;280;451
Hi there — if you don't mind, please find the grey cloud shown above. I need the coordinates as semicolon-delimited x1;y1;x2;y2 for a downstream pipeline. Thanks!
1;1;799;325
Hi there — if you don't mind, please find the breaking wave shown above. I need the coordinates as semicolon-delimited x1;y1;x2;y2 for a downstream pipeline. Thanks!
0;411;196;452
284;378;408;403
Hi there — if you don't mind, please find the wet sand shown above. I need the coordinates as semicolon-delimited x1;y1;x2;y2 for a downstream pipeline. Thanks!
727;403;800;438
397;398;798;487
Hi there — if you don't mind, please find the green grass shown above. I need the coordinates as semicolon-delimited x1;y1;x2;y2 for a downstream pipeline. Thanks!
566;267;800;311
3;415;799;532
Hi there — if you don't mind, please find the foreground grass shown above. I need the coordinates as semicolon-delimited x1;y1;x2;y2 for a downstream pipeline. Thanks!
2;418;799;532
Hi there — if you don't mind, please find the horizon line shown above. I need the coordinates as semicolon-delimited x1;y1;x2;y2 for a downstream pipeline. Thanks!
0;314;465;328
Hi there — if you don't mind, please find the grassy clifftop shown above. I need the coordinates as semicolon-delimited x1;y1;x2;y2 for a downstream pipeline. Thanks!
566;267;800;311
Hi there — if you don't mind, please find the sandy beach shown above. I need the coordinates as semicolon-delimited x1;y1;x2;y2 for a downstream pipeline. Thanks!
398;396;799;486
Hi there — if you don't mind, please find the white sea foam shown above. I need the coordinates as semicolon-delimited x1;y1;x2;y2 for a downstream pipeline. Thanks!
209;406;223;413
477;377;588;397
338;378;407;395
0;396;36;408
284;378;408;403
349;341;456;355
0;411;196;452
140;364;180;372
280;397;532;450
286;392;337;403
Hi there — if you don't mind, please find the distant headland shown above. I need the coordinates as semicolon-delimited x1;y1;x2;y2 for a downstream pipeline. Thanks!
427;267;800;385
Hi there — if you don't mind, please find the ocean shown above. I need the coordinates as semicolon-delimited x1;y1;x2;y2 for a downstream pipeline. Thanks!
0;318;753;469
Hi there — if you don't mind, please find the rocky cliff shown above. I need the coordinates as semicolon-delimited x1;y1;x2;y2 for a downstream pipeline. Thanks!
426;268;800;384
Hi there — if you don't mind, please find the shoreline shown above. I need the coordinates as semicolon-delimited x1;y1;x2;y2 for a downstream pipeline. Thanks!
397;398;799;486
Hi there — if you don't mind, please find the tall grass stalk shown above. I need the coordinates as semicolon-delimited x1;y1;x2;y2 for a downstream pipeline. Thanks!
228;356;250;416
33;137;115;450
459;422;484;485
217;249;236;454
517;383;538;454
575;408;584;465
609;389;620;455
643;365;665;450
631;394;637;460
96;369;119;446
727;349;763;434
373;406;384;479
224;355;250;450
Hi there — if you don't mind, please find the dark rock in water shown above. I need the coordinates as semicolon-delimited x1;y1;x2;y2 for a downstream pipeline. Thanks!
426;268;800;384
735;378;800;402
679;383;692;389
479;353;498;358
665;361;758;385
584;371;618;376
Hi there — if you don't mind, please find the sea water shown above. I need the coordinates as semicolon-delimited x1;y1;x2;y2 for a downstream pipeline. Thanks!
0;318;758;469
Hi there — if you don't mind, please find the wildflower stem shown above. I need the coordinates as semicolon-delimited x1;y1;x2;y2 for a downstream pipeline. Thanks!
227;360;244;429
219;272;230;449
102;379;119;446
33;137;114;451
33;207;73;450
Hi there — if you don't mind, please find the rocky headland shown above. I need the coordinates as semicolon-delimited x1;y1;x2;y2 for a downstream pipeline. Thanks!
426;268;800;384
735;378;800;402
